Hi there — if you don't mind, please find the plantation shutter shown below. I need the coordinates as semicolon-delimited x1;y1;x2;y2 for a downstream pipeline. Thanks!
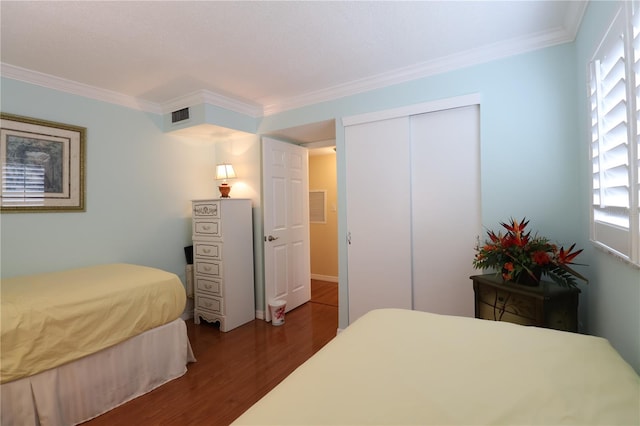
589;3;640;262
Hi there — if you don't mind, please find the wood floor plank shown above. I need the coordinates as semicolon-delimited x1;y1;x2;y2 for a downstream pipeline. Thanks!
83;284;338;426
311;279;338;307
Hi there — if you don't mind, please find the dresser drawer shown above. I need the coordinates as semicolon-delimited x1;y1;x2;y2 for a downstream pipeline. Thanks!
195;294;224;314
194;241;222;260
546;306;576;332
193;201;220;219
477;301;536;326
195;277;222;297
195;260;222;277
193;219;221;238
476;284;536;320
471;274;580;332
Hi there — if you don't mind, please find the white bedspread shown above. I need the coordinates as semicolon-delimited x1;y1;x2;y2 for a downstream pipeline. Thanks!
233;309;640;425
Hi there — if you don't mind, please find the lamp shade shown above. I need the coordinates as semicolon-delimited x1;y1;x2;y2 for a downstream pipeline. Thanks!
215;163;237;181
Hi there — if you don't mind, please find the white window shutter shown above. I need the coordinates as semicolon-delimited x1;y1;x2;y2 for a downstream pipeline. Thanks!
633;1;640;259
589;2;640;265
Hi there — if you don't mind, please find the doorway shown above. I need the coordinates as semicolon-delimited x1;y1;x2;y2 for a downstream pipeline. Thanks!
263;120;338;314
308;147;338;309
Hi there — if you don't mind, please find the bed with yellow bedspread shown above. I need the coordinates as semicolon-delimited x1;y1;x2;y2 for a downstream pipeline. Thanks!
234;308;639;426
1;263;194;425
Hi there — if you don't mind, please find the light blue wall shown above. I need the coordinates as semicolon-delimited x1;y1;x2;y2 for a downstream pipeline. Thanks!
2;0;638;372
261;43;586;325
0;79;221;286
260;4;639;372
574;0;640;373
1;79;266;316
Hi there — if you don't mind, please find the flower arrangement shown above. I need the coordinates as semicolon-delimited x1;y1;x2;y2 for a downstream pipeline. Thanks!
473;217;588;288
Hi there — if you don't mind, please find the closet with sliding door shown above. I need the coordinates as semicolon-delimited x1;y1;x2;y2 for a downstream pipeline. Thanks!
344;96;481;324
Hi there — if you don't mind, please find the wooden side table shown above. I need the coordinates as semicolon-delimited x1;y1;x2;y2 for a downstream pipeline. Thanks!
470;274;580;332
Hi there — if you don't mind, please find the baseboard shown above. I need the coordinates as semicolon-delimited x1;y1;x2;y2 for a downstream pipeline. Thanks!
255;309;265;320
311;274;338;282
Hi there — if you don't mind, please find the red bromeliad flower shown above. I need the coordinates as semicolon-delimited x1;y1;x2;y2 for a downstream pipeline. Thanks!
473;217;588;288
501;262;515;280
556;244;583;265
532;250;551;265
488;230;500;243
501;218;530;246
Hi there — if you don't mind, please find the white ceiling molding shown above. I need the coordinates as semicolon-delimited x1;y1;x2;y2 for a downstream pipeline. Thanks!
262;24;579;116
1;1;587;121
0;63;264;118
161;89;263;118
564;1;589;35
0;62;162;114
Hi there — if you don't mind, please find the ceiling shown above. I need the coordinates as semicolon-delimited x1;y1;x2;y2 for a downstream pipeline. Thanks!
1;1;587;142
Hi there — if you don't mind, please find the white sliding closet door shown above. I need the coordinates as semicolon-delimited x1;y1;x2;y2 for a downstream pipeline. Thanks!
346;117;413;323
410;105;480;317
345;98;480;324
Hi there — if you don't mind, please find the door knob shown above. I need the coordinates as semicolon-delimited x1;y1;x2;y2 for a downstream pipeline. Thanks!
267;235;279;241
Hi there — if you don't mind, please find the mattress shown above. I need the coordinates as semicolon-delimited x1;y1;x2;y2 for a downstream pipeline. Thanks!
1;263;186;384
233;309;640;425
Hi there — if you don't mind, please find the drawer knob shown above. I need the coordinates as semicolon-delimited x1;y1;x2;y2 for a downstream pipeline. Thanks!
203;225;211;231
203;248;211;253
204;266;211;271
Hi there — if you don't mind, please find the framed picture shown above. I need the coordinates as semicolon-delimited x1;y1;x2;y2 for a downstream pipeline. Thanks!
1;113;86;212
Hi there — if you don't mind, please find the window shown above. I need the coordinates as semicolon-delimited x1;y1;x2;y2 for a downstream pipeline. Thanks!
589;1;640;267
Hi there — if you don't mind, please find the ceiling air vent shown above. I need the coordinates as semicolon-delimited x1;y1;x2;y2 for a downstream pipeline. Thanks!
171;107;190;123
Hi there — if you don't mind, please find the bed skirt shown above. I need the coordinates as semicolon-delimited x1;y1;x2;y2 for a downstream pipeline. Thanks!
1;318;195;426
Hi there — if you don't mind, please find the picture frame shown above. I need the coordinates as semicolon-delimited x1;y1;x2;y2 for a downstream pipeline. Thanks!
0;113;86;213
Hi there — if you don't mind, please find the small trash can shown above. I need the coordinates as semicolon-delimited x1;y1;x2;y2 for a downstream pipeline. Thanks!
269;299;287;326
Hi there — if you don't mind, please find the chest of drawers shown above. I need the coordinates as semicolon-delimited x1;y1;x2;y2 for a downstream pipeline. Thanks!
192;199;254;332
471;274;580;332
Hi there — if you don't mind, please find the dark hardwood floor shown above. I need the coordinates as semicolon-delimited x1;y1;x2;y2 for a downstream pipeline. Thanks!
310;278;339;307
83;280;338;426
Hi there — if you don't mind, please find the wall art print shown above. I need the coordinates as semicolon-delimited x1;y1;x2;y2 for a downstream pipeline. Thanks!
1;113;86;212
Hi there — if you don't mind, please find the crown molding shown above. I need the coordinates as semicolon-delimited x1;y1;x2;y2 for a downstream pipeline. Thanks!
564;1;588;40
1;62;263;118
2;1;587;121
1;63;162;114
262;25;578;116
161;89;263;118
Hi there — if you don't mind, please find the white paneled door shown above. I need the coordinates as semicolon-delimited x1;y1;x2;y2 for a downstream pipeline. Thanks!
345;101;480;324
262;137;311;321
